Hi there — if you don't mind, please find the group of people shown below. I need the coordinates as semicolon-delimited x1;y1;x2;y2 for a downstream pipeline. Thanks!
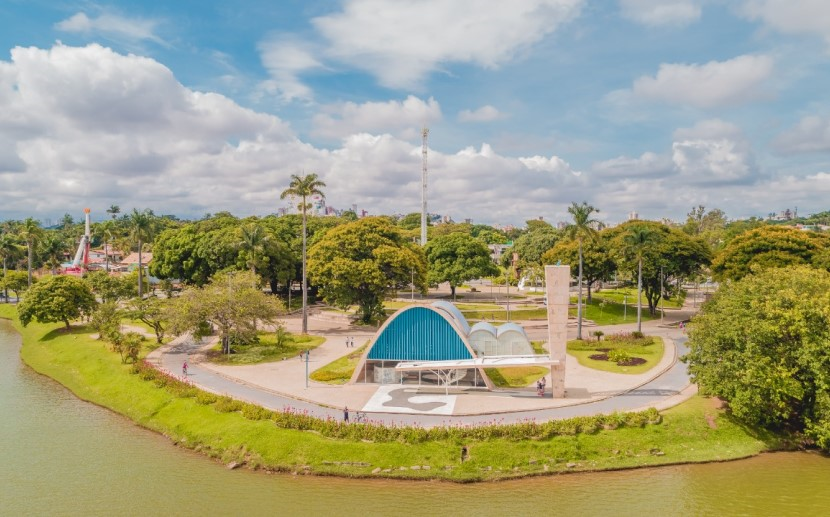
345;336;357;348
536;376;547;396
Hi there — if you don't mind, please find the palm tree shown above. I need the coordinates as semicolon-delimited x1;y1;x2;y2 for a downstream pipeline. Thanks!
238;223;268;283
107;205;121;220
19;218;44;288
0;232;22;301
93;220;116;273
622;226;657;333
41;233;68;275
280;173;326;334
564;201;600;340
128;209;155;298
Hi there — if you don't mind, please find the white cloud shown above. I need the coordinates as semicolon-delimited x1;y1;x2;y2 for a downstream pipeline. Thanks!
312;96;442;140
631;54;774;108
312;0;583;89
620;0;702;26
55;12;163;45
741;0;830;45
592;151;674;178
774;115;830;153
671;120;756;184
458;105;505;123
0;43;591;224
257;37;324;101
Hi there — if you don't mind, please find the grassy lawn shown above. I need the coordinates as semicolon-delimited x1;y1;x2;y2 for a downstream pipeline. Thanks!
485;366;548;388
206;331;326;365
570;297;659;326
567;336;665;374
1;304;791;482
591;287;685;309
310;343;369;384
464;307;548;322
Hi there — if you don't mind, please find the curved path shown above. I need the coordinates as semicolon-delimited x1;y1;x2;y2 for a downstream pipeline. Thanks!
150;306;698;428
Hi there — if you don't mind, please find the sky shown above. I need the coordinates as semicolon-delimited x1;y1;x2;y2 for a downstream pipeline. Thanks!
1;0;830;227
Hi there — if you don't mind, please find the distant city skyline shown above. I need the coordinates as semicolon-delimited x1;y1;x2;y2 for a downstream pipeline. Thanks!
1;1;829;225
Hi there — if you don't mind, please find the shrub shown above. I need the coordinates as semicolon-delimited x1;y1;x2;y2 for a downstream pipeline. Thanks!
608;349;631;364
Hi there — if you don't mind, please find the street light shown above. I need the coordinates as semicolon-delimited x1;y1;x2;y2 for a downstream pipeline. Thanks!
305;349;309;388
623;295;627;321
506;268;511;323
411;268;415;301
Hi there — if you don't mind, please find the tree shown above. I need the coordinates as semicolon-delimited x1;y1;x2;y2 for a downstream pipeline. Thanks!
425;233;499;299
711;225;829;281
93;220;117;273
563;202;600;340
542;232;615;302
40;233;68;275
308;217;427;323
0;232;23;301
84;270;135;302
19;218;44;288
684;267;830;451
621;225;659;333
126;296;167;344
501;225;560;268
167;271;284;354
280;173;326;334
238;223;268;284
398;212;425;230
18;275;97;329
2;271;30;301
128;209;156;298
107;205;121;220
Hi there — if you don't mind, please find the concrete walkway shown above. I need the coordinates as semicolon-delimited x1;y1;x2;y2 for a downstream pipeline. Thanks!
148;293;699;427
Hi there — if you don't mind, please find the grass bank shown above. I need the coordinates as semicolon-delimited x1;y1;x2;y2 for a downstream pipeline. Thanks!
0;304;788;482
206;331;325;365
568;335;665;375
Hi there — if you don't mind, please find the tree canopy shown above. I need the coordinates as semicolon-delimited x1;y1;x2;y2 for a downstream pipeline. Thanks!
308;217;426;323
542;233;615;302
502;225;560;268
684;266;830;451
711;225;829;281
425;233;499;299
18;275;97;329
166;271;284;353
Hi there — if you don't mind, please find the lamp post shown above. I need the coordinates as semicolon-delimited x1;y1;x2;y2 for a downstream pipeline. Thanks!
305;349;309;388
624;295;627;321
660;267;664;323
506;268;511;323
411;268;415;301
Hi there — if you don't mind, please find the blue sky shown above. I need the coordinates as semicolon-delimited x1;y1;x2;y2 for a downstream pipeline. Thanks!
1;0;829;226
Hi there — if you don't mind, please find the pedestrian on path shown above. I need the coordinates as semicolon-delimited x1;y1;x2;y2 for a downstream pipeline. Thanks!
182;360;188;377
343;406;349;422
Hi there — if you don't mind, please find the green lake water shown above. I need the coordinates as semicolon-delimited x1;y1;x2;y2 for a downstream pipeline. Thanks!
2;319;829;516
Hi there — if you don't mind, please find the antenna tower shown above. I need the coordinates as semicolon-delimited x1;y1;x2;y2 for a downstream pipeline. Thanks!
421;127;429;246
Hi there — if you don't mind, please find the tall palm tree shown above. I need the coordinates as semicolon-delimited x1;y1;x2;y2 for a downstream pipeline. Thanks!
239;223;268;284
41;233;68;275
128;209;155;298
107;205;121;220
19;218;44;288
280;173;326;334
622;226;657;333
564;201;600;340
93;220;116;273
0;232;22;301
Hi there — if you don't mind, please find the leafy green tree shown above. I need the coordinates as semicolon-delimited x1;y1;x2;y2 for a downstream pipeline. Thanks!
126;296;167;344
18;275;97;329
238;223;268;282
2;270;30;301
90;301;122;343
564;202;600;340
711;225;829;281
19;218;44;287
92;220;117;273
0;233;23;301
542;232;615;302
620;225;660;333
167;271;284;354
398;212;425;230
128;209;156;298
501;225;560;268
40;232;68;275
84;270;135;302
107;205;121;220
684;266;830;450
308;217;426;323
280;173;326;334
425;233;499;299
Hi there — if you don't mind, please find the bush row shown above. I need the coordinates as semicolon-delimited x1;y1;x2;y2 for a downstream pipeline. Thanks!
131;360;661;444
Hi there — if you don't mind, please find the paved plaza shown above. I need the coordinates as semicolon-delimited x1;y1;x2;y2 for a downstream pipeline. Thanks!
148;288;700;426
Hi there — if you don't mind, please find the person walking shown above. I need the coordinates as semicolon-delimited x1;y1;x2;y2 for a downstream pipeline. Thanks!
343;406;349;422
182;360;188;377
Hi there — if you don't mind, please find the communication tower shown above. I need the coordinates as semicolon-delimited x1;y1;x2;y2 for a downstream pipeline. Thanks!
421;127;429;246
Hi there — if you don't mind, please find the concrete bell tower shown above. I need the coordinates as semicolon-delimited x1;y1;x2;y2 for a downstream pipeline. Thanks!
545;265;569;397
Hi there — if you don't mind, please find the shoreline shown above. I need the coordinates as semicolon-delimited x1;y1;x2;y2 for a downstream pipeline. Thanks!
0;306;792;483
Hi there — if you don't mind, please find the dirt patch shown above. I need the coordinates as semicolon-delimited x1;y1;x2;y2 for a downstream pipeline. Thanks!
589;353;609;361
617;357;647;367
705;414;718;429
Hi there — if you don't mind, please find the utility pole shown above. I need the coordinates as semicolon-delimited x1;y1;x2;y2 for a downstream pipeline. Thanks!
420;127;429;247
